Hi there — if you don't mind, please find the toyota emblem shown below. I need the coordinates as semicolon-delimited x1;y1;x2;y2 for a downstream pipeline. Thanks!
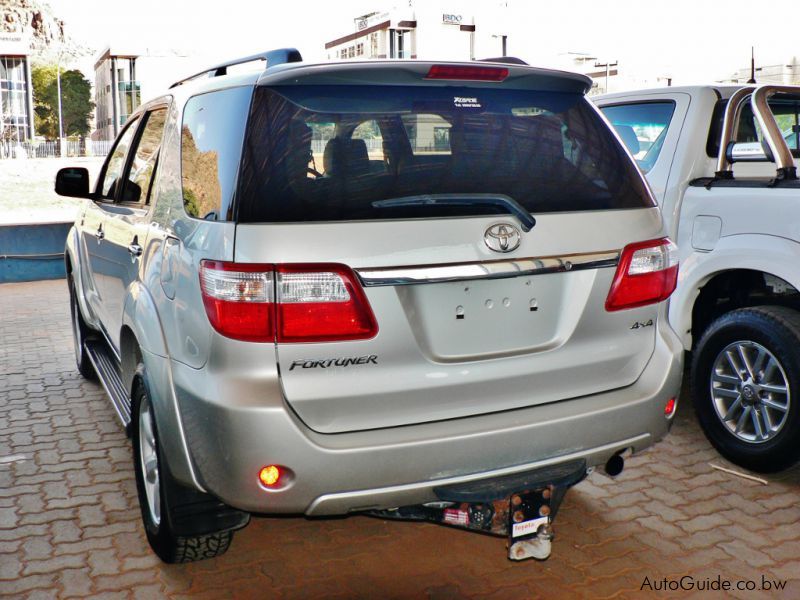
484;223;521;253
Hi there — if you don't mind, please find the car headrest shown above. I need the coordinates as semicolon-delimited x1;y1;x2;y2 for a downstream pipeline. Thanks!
614;125;640;155
323;138;370;177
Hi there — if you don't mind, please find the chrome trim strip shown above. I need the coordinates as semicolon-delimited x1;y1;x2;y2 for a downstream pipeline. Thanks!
356;251;619;286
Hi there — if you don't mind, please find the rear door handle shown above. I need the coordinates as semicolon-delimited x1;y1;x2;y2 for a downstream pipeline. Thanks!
128;243;143;258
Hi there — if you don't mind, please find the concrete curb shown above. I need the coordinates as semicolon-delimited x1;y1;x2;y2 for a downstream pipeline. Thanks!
0;222;71;283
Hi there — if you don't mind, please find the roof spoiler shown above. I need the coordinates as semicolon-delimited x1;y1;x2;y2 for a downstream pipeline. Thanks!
169;48;303;89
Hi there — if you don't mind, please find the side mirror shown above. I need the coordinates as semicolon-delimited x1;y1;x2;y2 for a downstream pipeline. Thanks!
55;167;91;198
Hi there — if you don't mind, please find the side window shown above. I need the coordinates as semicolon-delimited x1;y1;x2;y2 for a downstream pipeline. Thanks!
121;108;168;205
734;104;760;144
401;114;451;155
98;118;140;199
744;100;800;155
181;87;252;220
772;100;800;154
600;102;675;172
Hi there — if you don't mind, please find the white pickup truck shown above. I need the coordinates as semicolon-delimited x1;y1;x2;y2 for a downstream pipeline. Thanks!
595;85;800;473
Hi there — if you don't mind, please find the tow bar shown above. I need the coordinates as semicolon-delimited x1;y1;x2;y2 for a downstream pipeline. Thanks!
368;459;587;561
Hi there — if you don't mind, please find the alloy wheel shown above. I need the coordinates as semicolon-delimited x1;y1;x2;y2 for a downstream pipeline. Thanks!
710;340;790;444
138;394;161;525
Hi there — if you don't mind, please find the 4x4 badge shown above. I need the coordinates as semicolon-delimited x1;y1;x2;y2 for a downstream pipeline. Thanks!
484;223;521;253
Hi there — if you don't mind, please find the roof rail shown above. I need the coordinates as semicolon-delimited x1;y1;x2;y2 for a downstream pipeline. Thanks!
477;56;529;66
169;48;303;89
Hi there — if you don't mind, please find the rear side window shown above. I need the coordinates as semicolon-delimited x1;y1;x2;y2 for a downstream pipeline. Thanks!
180;86;251;220
706;95;800;158
772;98;800;154
600;102;675;173
236;85;653;223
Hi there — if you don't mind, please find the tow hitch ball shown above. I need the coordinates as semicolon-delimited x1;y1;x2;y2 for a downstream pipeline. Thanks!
368;459;588;561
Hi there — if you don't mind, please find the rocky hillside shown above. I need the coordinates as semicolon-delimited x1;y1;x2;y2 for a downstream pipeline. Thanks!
1;0;86;59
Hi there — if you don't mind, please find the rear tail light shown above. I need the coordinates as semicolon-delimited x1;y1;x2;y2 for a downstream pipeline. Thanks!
276;264;378;342
425;65;509;81
605;238;679;312
199;261;275;342
199;261;377;343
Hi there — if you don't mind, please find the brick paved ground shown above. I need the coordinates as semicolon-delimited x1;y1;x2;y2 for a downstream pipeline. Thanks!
1;279;799;599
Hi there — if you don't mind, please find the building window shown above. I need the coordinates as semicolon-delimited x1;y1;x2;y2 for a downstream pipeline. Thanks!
390;30;408;59
370;33;379;58
0;55;30;143
116;57;141;126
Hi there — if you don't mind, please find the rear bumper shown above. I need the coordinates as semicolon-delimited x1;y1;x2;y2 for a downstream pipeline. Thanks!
172;320;683;515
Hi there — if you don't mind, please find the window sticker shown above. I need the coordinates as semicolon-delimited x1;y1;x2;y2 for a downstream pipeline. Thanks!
453;96;482;109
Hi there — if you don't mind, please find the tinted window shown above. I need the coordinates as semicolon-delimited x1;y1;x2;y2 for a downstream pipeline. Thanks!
707;95;800;158
122;108;167;204
600;102;675;173
181;87;252;220
98;118;140;199
770;97;800;154
236;85;653;223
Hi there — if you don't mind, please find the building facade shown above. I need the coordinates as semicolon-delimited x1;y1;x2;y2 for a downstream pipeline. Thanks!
94;48;141;141
726;57;800;86
93;47;191;141
325;4;509;63
0;32;35;145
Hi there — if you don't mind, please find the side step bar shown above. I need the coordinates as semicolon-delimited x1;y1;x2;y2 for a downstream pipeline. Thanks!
85;340;131;427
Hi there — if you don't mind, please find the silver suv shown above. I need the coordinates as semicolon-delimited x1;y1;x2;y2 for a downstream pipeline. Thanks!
57;49;683;563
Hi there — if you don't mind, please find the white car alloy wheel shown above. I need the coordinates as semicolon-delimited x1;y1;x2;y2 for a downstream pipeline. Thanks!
710;340;790;444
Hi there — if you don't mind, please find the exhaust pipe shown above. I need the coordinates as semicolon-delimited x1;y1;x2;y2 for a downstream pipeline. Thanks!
604;453;625;477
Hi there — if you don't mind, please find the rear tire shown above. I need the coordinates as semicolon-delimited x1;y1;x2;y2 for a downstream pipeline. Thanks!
68;273;96;380
691;306;800;473
131;376;239;562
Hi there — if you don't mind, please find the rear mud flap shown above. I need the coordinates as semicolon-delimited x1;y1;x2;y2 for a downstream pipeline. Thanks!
368;459;587;561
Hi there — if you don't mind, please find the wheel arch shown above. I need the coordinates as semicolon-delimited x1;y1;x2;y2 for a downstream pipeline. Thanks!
121;283;203;491
670;234;800;349
120;326;144;397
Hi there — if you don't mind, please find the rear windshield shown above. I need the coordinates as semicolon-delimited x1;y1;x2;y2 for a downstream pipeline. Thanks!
706;95;800;158
236;85;653;223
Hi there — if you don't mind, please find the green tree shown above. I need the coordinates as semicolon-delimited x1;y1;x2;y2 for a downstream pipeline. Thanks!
32;64;94;140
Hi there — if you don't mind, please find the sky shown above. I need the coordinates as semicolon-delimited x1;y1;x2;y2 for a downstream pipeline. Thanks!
46;0;800;87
